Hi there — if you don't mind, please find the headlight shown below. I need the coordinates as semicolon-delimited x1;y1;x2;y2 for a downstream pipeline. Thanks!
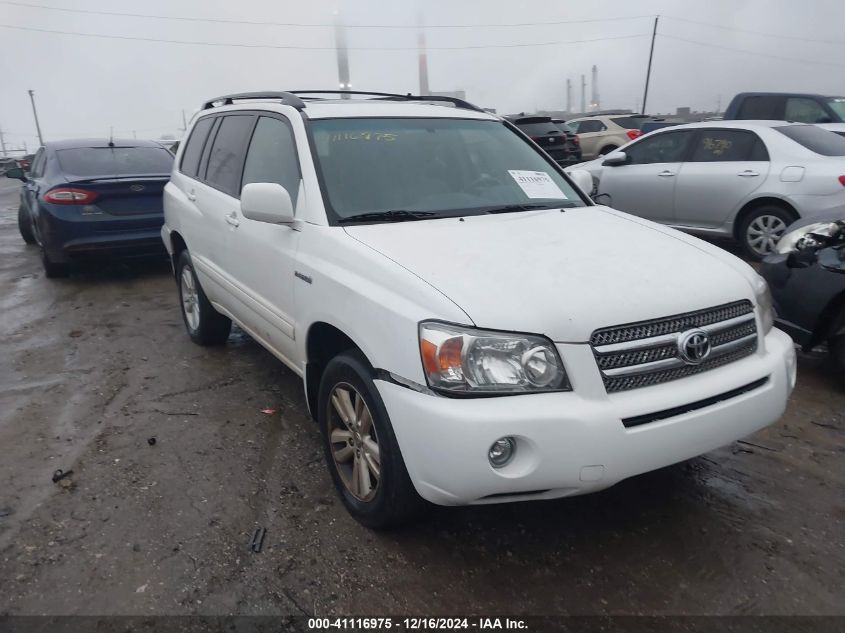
754;275;774;335
419;322;570;395
775;222;839;254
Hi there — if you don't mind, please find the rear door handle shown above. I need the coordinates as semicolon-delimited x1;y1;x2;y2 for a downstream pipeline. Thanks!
186;190;196;202
658;170;675;177
738;170;760;177
225;212;240;227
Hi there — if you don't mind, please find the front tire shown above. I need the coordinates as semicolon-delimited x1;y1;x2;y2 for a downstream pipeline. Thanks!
176;250;232;346
318;350;425;529
738;205;797;260
18;206;36;245
829;308;845;375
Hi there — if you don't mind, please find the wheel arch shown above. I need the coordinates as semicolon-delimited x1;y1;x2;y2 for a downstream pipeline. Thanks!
304;321;374;420
732;197;799;241
169;231;188;277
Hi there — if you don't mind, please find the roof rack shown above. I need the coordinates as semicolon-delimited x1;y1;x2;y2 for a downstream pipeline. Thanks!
202;92;306;111
289;90;487;113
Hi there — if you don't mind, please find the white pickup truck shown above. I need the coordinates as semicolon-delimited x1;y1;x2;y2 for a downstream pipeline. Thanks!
161;91;796;528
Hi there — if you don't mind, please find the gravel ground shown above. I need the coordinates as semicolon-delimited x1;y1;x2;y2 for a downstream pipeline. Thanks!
0;183;843;617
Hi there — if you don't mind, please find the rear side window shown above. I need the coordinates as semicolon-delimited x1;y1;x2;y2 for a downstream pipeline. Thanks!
737;96;783;120
180;117;214;178
55;147;173;178
775;125;845;156
205;115;255;197
241;116;301;205
577;120;606;133
784;97;830;123
625;130;695;165
688;130;769;162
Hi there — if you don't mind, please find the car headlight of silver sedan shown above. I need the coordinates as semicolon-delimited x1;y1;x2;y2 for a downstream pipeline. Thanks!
754;275;774;335
419;322;570;395
775;221;841;254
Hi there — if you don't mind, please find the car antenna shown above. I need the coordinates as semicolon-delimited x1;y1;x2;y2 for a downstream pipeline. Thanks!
108;126;115;147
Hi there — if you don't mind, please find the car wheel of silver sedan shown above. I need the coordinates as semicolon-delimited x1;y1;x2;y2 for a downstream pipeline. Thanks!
738;206;797;261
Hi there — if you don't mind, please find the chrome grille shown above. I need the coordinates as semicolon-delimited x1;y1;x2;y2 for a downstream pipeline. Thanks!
591;300;758;393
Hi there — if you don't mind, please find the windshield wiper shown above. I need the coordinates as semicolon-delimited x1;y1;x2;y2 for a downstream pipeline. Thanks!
338;210;438;224
482;203;573;214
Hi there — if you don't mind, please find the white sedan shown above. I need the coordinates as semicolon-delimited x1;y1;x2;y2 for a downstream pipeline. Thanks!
566;121;845;258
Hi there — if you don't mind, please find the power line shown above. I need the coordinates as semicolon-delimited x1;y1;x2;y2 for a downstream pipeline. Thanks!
0;23;650;51
660;34;845;69
663;15;845;46
0;1;653;29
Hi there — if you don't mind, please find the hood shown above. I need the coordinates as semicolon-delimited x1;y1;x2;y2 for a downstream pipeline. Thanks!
344;207;755;342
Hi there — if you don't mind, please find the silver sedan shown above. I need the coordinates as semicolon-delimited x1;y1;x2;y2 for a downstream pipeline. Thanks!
567;121;845;259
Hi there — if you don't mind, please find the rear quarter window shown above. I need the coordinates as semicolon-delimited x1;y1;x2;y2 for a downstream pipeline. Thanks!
775;125;845;156
180;117;214;178
517;122;562;136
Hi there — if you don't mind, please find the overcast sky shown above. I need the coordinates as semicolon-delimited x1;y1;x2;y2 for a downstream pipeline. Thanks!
1;0;843;149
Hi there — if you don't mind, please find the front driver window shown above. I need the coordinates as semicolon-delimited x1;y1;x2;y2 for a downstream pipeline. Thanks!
785;98;829;123
625;131;694;165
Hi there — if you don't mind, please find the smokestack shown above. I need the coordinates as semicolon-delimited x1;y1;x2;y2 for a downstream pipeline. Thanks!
334;10;351;99
418;15;429;96
566;78;572;113
591;65;599;111
580;74;586;115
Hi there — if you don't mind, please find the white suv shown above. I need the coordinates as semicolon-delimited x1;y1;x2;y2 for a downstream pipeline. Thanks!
162;91;796;528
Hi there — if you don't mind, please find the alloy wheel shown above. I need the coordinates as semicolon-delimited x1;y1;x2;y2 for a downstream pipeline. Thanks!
180;267;200;331
746;214;787;256
328;383;381;502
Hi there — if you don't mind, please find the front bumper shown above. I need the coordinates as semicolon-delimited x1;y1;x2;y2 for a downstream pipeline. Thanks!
378;328;795;506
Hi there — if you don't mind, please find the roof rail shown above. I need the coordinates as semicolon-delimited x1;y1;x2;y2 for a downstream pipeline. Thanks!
202;92;306;111
289;90;487;113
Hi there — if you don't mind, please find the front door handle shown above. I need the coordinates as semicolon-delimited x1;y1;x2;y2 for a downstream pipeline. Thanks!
225;212;240;227
737;170;760;177
186;190;197;202
658;170;675;177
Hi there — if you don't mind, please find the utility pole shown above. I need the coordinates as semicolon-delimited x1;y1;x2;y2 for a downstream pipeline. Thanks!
334;9;351;99
641;16;659;115
566;78;572;113
580;74;586;115
0;125;7;157
417;14;430;96
28;89;45;146
181;109;187;132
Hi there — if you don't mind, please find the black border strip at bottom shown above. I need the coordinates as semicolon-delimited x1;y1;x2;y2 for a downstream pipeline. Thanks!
622;377;769;428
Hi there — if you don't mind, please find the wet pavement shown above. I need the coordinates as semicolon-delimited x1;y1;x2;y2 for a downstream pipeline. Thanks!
0;183;843;617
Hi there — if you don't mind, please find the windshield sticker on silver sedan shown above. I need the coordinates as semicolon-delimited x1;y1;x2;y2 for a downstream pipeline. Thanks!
508;170;568;199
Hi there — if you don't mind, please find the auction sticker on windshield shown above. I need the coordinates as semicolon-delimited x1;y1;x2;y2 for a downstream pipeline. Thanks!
508;170;568;199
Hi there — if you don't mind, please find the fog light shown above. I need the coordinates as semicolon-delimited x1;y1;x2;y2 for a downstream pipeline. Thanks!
488;437;516;468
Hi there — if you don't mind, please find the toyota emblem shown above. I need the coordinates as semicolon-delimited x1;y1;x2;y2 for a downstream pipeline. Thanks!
678;329;711;365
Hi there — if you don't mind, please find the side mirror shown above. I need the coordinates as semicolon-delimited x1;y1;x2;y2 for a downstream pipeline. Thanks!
602;151;628;167
240;182;294;224
5;167;27;181
567;169;594;195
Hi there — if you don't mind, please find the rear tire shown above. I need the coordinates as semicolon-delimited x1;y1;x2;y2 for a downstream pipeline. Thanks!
41;247;68;278
738;205;797;261
18;206;36;245
176;250;232;346
318;350;425;529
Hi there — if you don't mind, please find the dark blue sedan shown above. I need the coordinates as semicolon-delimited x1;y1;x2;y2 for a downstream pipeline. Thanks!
5;138;174;277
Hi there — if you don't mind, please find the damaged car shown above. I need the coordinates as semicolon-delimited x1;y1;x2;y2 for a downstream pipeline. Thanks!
761;218;845;372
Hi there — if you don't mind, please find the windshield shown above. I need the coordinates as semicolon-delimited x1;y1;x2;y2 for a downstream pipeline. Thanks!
310;118;585;224
56;146;173;179
825;98;845;121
